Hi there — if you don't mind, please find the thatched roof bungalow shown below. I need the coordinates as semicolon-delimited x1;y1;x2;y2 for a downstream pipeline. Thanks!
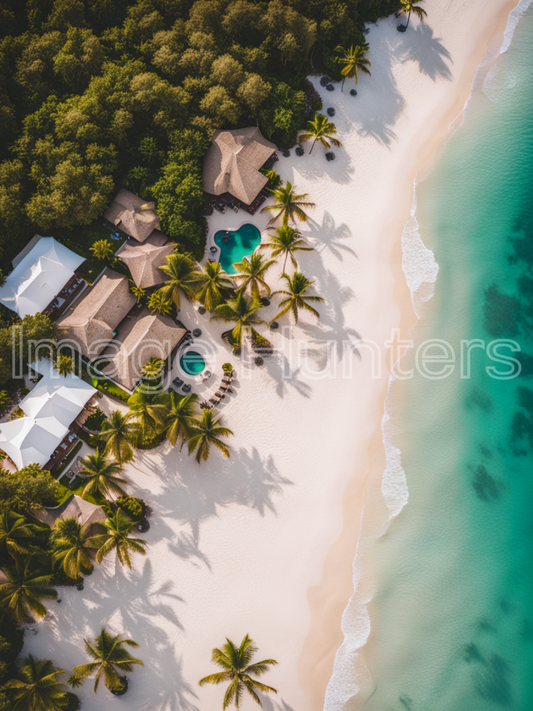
102;306;186;391
117;237;176;289
34;495;106;531
103;188;160;243
58;268;136;360
203;127;276;206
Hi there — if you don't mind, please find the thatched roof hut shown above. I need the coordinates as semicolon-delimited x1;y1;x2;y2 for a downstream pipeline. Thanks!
118;238;176;289
58;268;136;359
203;127;276;205
34;495;106;531
102;306;186;391
103;189;160;243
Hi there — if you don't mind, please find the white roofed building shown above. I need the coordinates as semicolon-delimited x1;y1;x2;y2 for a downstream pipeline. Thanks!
0;359;95;470
0;236;85;318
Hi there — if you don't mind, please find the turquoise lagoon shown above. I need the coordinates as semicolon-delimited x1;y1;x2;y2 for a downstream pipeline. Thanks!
331;6;533;711
214;223;261;274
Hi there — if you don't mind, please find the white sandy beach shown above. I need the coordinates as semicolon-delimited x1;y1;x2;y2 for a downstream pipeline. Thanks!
24;1;519;709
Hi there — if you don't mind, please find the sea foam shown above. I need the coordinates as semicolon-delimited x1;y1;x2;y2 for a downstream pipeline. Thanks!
324;4;531;710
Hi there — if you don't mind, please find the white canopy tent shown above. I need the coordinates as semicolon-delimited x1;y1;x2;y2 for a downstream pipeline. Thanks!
0;236;84;318
0;359;96;470
0;417;66;470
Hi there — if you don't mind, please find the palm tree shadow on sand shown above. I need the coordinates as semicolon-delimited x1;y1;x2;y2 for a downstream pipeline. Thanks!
341;30;405;147
304;212;356;261
396;22;453;80
260;695;297;711
338;18;452;147
136;652;200;711
297;251;361;363
295;145;355;185
264;353;313;399
153;446;293;524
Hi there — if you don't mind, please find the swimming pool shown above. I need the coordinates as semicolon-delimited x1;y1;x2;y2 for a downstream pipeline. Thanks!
214;223;262;274
179;350;206;375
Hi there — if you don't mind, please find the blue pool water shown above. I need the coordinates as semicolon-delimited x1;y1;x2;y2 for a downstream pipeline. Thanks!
179;350;206;375
214;223;261;274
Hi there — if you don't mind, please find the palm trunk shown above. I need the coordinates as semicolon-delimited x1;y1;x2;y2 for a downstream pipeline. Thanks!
309;138;317;154
283;252;288;273
341;76;345;92
406;9;411;28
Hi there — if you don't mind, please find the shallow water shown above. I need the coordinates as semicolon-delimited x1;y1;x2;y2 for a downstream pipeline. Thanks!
337;6;533;710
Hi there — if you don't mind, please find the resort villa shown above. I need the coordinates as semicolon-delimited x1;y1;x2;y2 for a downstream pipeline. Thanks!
0;358;96;470
101;307;186;392
116;237;177;289
33;494;106;531
103;188;162;243
0;235;85;318
58;267;137;360
202;127;277;213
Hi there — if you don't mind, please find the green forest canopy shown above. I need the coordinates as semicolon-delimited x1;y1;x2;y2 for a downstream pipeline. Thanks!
0;0;399;262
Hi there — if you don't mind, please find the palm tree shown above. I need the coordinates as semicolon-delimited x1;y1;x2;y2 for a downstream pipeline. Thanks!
158;251;197;310
79;449;128;500
232;252;276;301
299;114;342;154
260;181;315;227
148;290;172;315
211;292;264;348
191;262;233;311
4;655;69;711
90;239;114;261
53;353;73;377
98;410;140;466
396;0;427;30
260;225;313;272
51;518;98;579
0;510;39;561
159;392;198;449
335;44;371;90
140;356;164;381
0;557;56;622
70;629;143;693
128;390;168;438
188;410;233;463
198;634;277;710
272;272;325;324
92;512;148;569
129;282;145;303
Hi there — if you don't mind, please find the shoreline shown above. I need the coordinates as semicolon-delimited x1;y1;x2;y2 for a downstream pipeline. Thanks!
298;0;522;707
20;2;527;710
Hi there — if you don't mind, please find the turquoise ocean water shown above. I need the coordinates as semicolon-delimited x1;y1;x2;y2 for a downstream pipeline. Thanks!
328;5;533;711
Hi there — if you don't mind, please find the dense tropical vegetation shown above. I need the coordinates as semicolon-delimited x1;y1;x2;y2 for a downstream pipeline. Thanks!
0;0;401;269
